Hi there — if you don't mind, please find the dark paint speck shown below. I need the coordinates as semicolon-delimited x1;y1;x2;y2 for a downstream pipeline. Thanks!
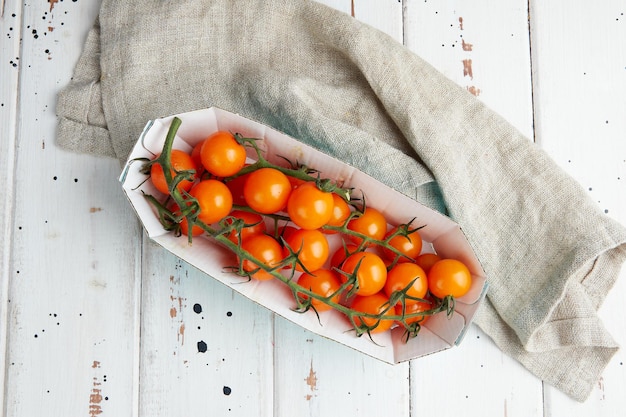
197;340;207;353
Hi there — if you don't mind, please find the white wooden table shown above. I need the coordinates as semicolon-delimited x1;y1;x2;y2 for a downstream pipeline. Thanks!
2;1;625;416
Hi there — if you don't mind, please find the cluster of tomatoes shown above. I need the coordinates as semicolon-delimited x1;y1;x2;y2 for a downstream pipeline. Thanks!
146;122;473;339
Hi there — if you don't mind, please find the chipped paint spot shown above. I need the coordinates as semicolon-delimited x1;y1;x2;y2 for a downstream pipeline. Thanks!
459;17;464;30
170;274;187;349
49;0;59;12
90;207;103;213
304;361;317;399
178;323;185;345
463;59;473;79
462;39;473;51
89;362;104;416
467;86;481;96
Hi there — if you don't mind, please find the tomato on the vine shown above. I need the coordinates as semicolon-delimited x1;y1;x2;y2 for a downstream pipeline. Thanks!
296;268;342;312
347;207;387;245
340;251;387;296
395;299;432;326
329;243;359;269
287;182;334;230
351;293;394;333
190;141;206;177
384;262;428;304
283;228;330;272
170;203;204;237
200;131;247;177
415;253;441;274
189;179;233;224
324;193;351;233
150;149;197;195
241;234;284;281
243;167;292;214
427;259;472;299
381;227;423;263
224;210;266;245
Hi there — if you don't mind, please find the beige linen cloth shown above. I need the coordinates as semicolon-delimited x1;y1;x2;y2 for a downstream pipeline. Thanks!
56;0;626;402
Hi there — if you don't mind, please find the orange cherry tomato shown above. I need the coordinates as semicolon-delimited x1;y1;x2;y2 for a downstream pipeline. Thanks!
241;234;284;281
427;259;472;299
340;251;387;296
296;268;342;312
150;149;197;195
224;169;251;206
287;182;334;230
190;141;206;177
415;253;441;274
243;168;292;214
351;293;394;333
384;263;428;304
329;243;359;269
347;207;387;246
381;227;423;263
189;179;233;224
170;203;204;237
224;210;266;245
200;131;246;177
276;225;298;242
283;228;330;272
324;193;351;233
395;299;432;326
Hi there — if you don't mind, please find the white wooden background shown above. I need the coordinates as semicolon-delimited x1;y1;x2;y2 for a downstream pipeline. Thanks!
1;0;625;416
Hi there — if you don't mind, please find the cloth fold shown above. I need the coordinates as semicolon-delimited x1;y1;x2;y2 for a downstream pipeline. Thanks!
56;0;626;402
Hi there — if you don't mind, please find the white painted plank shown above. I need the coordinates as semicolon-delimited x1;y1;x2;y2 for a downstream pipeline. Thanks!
403;1;544;415
4;1;142;417
0;0;21;412
137;240;275;416
272;2;410;416
529;1;626;415
404;0;534;139
353;0;403;41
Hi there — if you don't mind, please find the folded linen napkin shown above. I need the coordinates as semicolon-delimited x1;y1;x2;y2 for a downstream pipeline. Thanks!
56;0;626;402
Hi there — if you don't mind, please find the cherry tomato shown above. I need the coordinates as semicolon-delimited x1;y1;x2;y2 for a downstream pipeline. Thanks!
347;207;387;245
200;131;246;177
283;228;330;272
190;141;206;177
170;203;204;237
150;149;197;195
241;234;284;281
277;225;298;242
189;179;233;224
381;227;423;263
340;251;387;296
296;269;342;312
415;253;441;274
287;182;334;230
324;193;351;233
351;293;394;333
243;168;292;214
395;300;432;326
329;243;359;269
384;263;428;304
224;210;266;245
427;259;472;298
224;168;251;206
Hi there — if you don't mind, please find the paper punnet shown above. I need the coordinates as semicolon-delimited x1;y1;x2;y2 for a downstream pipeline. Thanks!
119;107;488;364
